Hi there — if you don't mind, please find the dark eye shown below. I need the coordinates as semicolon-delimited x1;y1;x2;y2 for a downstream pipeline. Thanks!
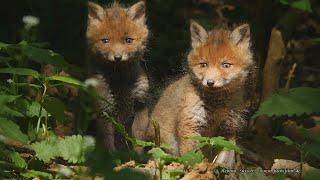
221;62;232;68
125;37;134;44
101;38;110;44
199;62;208;68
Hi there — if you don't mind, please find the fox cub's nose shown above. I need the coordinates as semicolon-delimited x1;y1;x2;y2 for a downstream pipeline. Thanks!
114;55;122;61
207;79;215;86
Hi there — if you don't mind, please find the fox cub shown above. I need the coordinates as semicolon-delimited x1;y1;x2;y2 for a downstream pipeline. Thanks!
86;1;149;150
132;21;254;155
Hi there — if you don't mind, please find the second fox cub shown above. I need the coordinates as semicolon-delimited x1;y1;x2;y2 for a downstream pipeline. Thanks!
132;21;254;155
86;1;149;150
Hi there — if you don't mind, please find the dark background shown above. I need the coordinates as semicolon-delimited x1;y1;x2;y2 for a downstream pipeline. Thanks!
0;0;319;90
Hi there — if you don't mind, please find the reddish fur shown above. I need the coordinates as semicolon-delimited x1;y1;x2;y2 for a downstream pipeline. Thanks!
87;2;148;61
132;22;253;156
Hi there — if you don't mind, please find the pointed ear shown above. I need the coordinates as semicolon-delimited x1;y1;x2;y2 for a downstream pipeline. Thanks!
230;24;250;48
127;1;146;23
88;2;104;25
190;20;208;48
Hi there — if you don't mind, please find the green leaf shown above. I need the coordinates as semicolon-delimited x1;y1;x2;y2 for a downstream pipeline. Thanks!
0;42;9;50
301;143;320;159
133;139;155;148
209;136;242;153
31;136;59;162
47;75;83;86
20;170;53;180
148;147;178;164
26;101;48;118
179;150;203;166
8;152;27;169
253;87;320;118
0;68;39;78
31;135;95;163
274;136;294;146
280;0;312;12
0;118;28;143
21;44;68;67
43;97;65;122
0;95;24;117
148;147;168;159
57;135;95;163
304;169;320;180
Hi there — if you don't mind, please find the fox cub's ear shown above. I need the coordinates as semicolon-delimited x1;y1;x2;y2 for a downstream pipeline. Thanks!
230;24;250;48
190;20;208;48
128;1;146;23
88;2;104;25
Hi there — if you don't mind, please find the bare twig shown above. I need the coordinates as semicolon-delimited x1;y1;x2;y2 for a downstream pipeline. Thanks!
285;63;297;92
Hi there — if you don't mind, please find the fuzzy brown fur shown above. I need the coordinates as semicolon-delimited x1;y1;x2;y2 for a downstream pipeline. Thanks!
86;1;149;151
132;21;254;155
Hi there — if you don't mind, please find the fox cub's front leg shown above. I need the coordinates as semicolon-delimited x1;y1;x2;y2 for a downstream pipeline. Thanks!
92;74;117;151
131;70;149;110
177;93;206;155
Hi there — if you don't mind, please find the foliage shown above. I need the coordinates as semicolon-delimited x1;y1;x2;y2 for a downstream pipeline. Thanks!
190;136;242;153
279;0;312;12
274;129;320;178
253;87;320;118
31;135;95;163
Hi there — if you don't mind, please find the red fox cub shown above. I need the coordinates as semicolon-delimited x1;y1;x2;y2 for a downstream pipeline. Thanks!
132;21;254;155
86;1;149;150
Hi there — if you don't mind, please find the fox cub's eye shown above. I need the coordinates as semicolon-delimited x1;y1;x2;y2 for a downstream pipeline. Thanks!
199;62;208;68
101;38;110;44
125;37;134;44
221;62;232;68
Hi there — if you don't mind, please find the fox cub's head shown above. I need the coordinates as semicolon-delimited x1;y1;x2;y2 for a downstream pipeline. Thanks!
188;21;253;89
86;1;148;62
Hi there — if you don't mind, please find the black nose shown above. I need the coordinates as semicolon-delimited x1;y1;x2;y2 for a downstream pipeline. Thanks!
207;79;215;86
114;55;122;61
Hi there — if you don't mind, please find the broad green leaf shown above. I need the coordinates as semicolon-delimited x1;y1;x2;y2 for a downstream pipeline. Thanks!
253;87;320;118
0;68;39;78
148;147;168;159
26;101;48;118
57;135;95;163
210;136;242;153
0;95;24;117
280;0;312;12
31;137;59;162
8;152;27;169
133;139;155;148
304;169;320;180
47;75;83;86
0;118;28;143
20;170;53;180
301;143;320;159
274;136;294;146
0;42;9;50
21;45;68;67
43;97;65;122
31;135;95;163
179;150;203;166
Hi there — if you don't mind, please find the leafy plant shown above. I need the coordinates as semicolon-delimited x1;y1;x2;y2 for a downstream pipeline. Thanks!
190;136;242;153
279;0;312;12
31;135;95;163
274;130;320;179
253;87;320;118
